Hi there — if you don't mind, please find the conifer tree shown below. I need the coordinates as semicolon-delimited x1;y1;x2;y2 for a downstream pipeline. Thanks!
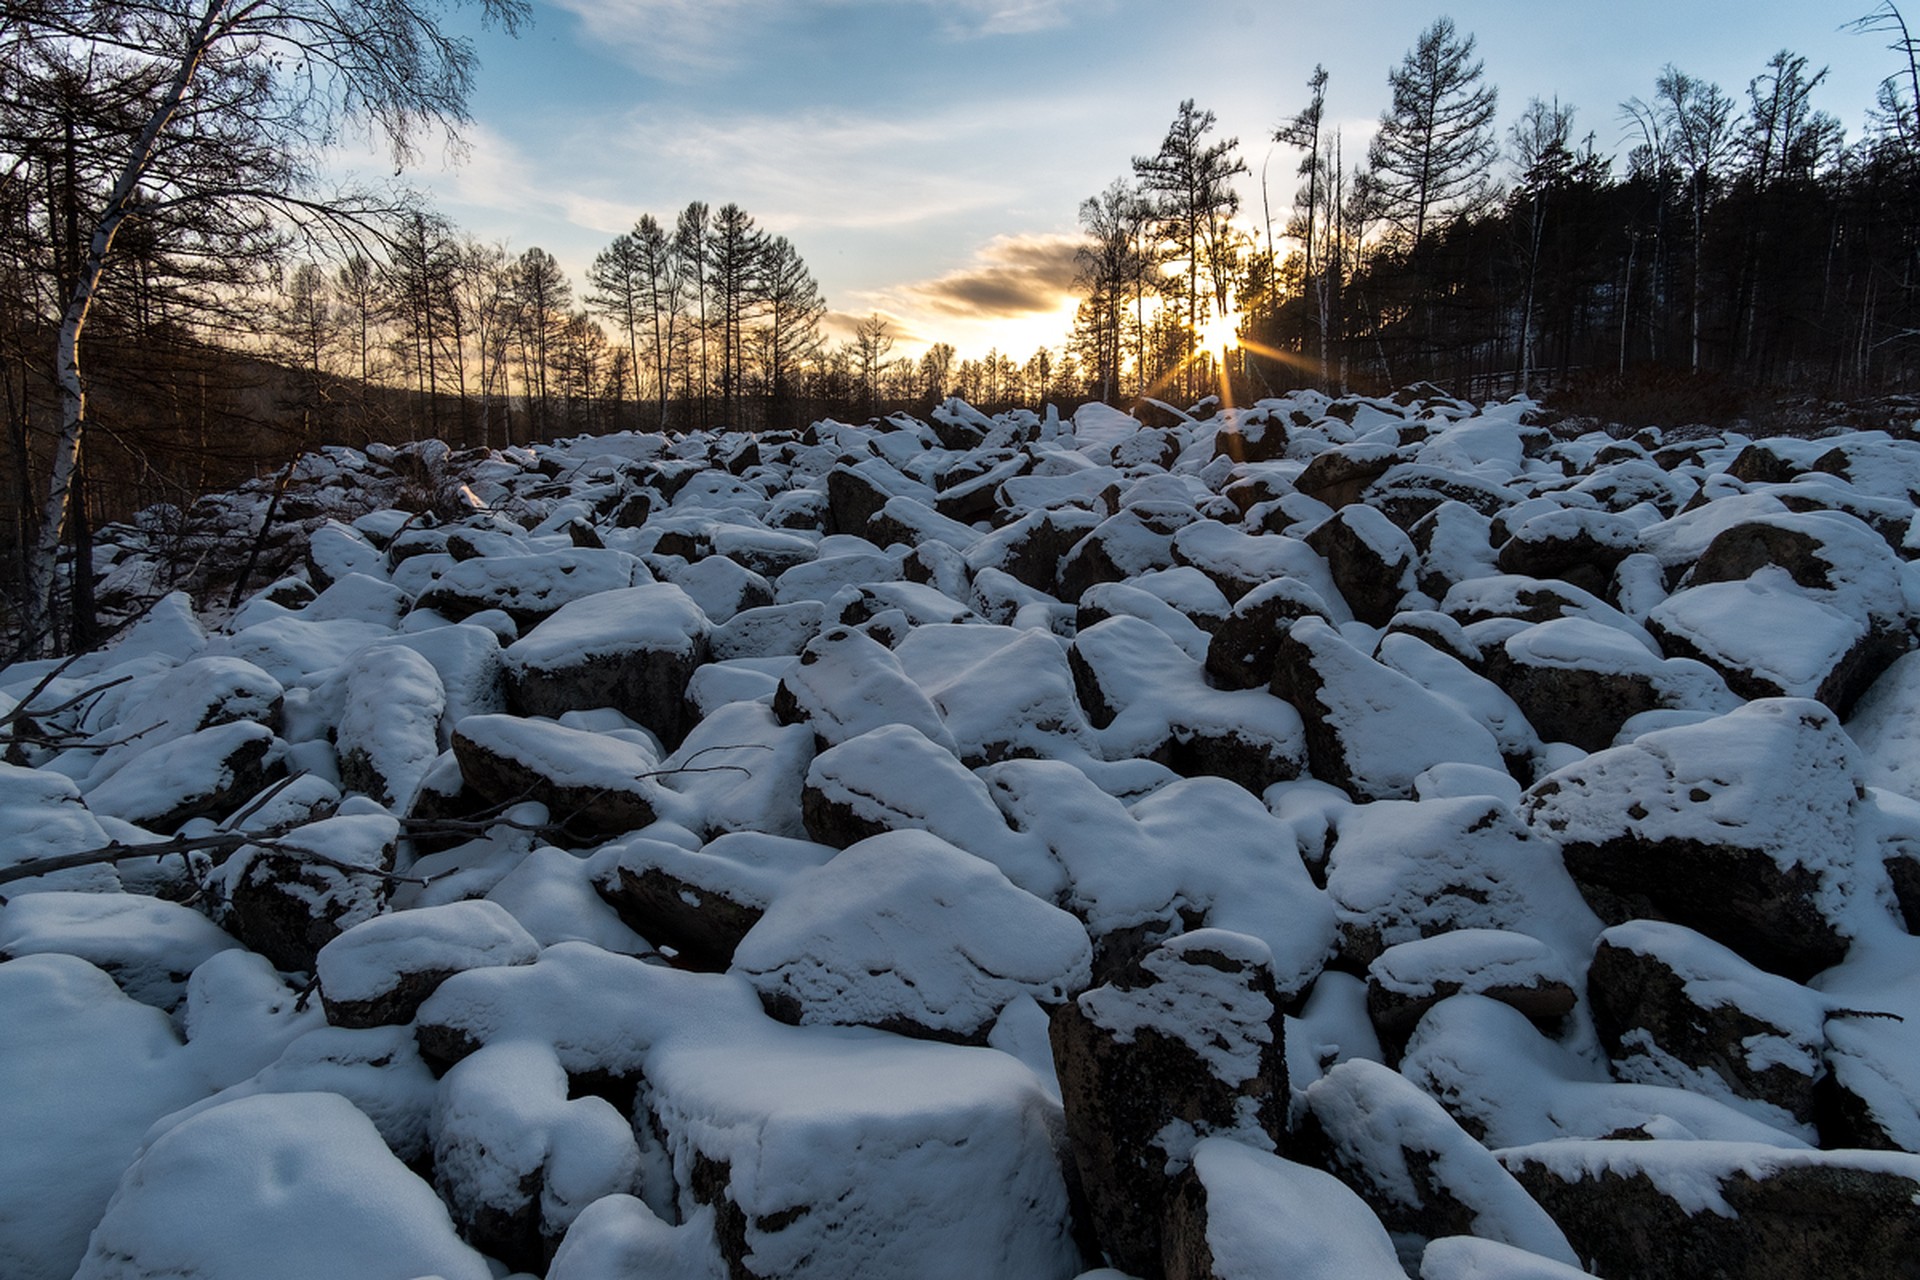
1369;17;1499;253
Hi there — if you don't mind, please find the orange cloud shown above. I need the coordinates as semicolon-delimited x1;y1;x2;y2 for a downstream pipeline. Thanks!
903;234;1083;320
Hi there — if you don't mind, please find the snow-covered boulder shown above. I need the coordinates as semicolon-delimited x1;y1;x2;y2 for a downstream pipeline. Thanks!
896;622;1098;766
798;723;1052;888
505;582;709;747
1161;1137;1406;1280
0;891;238;1011
415;945;1082;1280
431;1037;644;1271
1400;994;1810;1148
708;599;827;660
335;643;446;809
1481;615;1736;752
1418;1236;1596;1280
1523;697;1869;979
1303;503;1419;626
1059;501;1195;602
1586;919;1829;1137
588;833;836;969
1364;929;1579;1060
414;545;641;625
1647;510;1914;714
451;713;671;841
212;810;399;972
547;1196;726;1280
86;719;284;832
1203;576;1332;689
74;1091;492;1280
772;624;958;753
0;762;122;893
1272;617;1506;801
1050;930;1289;1276
1325;796;1601;971
733;830;1092;1042
0;954;207;1280
79;655;284;789
1071;614;1307;793
1500;1140;1920;1280
315;898;539;1028
1296;1058;1579;1268
306;518;388;588
1495;506;1642;600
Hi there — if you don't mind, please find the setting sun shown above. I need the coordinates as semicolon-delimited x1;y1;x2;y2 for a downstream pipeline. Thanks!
1199;307;1242;355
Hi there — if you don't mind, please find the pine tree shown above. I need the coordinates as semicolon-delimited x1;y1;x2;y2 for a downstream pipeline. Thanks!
1133;99;1246;398
755;234;825;426
1369;17;1499;253
585;230;649;421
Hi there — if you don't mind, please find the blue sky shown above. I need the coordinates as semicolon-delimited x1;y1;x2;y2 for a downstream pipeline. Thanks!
404;0;1896;360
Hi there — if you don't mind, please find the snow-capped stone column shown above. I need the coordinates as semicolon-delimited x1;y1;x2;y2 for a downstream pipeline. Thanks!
1048;929;1288;1279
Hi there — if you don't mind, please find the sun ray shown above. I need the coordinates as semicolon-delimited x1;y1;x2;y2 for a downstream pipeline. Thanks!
1235;337;1324;376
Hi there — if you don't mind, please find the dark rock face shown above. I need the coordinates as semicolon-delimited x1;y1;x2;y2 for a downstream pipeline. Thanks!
1687;518;1849;593
220;815;398;972
826;462;930;536
1887;848;1920;935
1480;642;1663;754
1048;930;1288;1279
1505;1142;1920;1280
1364;931;1578;1062
322;967;458;1030
1303;506;1417;628
1294;444;1405;510
1586;923;1827;1131
592;857;762;971
504;584;709;749
1157;1169;1220;1280
1204;578;1330;690
451;716;662;841
1557;834;1846;983
1496;515;1636;600
1727;441;1810;486
984;508;1104;596
1210;416;1288;464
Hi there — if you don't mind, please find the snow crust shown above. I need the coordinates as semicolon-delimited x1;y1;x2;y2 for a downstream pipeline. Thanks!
75;1091;492;1280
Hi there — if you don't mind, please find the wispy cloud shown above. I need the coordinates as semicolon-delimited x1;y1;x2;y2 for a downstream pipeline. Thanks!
895;234;1083;319
542;0;1105;74
641;108;1017;231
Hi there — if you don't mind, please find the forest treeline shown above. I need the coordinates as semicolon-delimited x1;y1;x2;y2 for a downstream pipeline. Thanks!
1074;13;1920;412
4;0;1920;652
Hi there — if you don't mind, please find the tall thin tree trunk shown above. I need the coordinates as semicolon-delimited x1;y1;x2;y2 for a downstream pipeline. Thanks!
28;0;227;650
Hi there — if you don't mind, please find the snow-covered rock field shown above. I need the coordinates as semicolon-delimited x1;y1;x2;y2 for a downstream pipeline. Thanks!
9;387;1920;1279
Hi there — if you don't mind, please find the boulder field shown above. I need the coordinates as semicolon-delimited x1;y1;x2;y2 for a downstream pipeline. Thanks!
9;390;1920;1278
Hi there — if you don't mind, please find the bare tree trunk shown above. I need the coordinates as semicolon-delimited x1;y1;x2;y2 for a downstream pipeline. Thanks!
27;0;228;652
1619;231;1638;378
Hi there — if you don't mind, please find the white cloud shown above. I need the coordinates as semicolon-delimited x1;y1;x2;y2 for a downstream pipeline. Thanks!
541;0;1105;74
